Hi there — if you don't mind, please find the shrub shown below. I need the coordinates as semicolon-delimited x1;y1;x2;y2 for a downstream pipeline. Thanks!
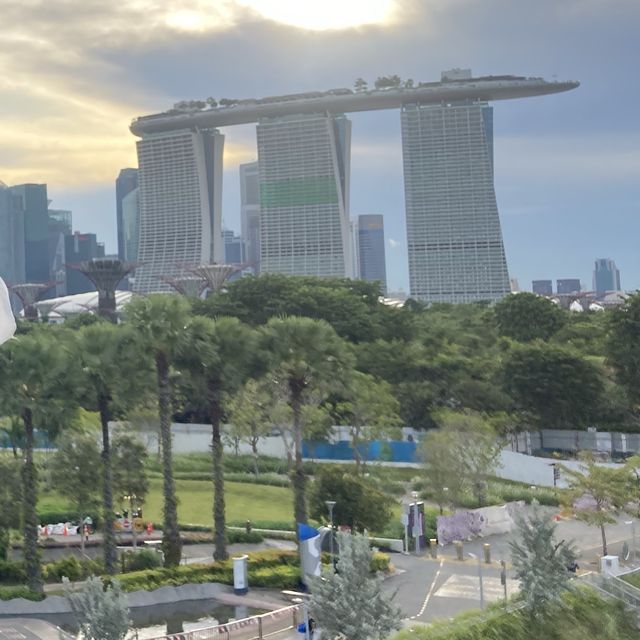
0;560;26;584
227;519;295;531
370;552;391;573
43;556;103;583
125;548;162;572
0;585;44;601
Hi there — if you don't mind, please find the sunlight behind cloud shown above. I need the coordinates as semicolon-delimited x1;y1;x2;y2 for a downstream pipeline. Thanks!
237;0;397;30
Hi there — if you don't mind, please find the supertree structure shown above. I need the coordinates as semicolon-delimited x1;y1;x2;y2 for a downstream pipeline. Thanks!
10;283;55;321
187;263;241;296
69;258;136;322
158;275;207;299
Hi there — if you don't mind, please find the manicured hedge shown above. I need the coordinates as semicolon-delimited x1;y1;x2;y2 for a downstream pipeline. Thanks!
0;586;44;601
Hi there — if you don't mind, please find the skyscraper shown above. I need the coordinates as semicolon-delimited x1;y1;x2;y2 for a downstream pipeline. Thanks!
222;229;246;264
401;101;510;303
116;169;138;261
133;129;224;293
122;187;139;263
357;214;387;293
65;232;105;294
0;182;25;288
256;114;353;278
9;184;50;284
532;280;553;296
593;258;621;293
557;278;581;295
240;161;260;273
47;208;72;298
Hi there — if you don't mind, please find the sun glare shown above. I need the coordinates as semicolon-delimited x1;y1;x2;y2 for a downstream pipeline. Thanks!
238;0;396;30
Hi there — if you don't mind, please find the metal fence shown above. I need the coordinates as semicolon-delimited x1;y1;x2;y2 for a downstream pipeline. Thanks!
145;604;304;640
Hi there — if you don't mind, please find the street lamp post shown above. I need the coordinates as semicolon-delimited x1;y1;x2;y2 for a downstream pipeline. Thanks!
468;553;484;609
625;520;637;563
412;491;420;554
325;500;336;570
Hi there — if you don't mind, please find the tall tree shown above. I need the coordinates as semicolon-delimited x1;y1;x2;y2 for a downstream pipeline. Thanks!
228;378;282;474
494;292;566;342
334;371;401;472
176;316;255;560
0;330;77;592
64;576;130;640
433;410;503;506
124;294;192;567
261;317;353;525
510;502;577;616
309;532;402;640
0;458;21;560
502;342;604;433
51;433;102;554
561;458;628;556
74;322;150;574
608;292;640;405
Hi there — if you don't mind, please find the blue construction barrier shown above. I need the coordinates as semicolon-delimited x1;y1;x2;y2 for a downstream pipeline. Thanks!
302;439;417;463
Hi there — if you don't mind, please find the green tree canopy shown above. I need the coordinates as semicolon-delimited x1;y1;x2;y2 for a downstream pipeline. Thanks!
309;466;393;532
607;292;640;406
494;292;566;342
502;342;604;430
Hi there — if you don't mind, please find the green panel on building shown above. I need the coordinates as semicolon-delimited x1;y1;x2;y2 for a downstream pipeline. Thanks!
260;176;339;207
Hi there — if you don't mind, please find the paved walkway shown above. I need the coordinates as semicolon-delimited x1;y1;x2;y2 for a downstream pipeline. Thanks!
0;619;70;640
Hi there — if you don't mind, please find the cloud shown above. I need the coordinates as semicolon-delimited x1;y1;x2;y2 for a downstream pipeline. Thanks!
388;238;401;249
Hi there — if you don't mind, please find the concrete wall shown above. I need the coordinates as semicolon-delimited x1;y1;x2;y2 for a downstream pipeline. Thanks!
512;429;640;456
496;450;619;488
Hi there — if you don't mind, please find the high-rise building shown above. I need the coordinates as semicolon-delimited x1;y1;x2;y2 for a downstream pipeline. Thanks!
357;214;387;293
401;101;510;303
133;129;224;293
9;184;50;284
593;258;621;293
65;232;105;294
256;113;353;278
222;229;246;264
47;209;72;298
122;187;139;263
116;169;138;261
240;162;261;273
557;278;581;295
532;280;553;296
0;182;25;289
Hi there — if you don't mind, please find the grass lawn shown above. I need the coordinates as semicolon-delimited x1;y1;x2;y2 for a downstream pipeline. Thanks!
39;478;295;527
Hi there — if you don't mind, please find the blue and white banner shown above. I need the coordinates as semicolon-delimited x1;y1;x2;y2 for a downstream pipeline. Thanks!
0;277;16;346
298;523;322;586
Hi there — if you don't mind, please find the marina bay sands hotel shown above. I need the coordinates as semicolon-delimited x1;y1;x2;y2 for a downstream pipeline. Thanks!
130;70;578;302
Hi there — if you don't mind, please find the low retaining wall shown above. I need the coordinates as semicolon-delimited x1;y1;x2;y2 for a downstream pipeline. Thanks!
0;582;228;617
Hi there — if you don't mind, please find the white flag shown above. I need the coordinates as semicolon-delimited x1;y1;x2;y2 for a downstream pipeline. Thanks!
0;277;16;345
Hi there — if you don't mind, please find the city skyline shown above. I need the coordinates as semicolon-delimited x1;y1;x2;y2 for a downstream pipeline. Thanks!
1;1;638;292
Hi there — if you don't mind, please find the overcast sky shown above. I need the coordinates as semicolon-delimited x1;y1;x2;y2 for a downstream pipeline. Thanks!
1;0;638;293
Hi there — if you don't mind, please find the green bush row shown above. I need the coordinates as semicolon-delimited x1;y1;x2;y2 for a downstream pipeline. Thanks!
1;556;104;585
0;585;44;601
147;470;292;487
179;530;265;545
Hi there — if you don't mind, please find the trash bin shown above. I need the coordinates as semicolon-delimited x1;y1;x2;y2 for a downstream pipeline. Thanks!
233;555;249;594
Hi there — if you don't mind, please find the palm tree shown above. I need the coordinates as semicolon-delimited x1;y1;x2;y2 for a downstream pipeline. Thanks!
124;294;192;567
176;316;255;560
260;317;353;525
0;330;76;593
74;322;151;574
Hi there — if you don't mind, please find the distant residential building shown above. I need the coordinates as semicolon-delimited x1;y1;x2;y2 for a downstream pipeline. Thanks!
222;229;246;264
556;278;581;295
257;113;353;278
532;279;553;296
357;214;387;293
116;169;138;261
134;130;224;293
240;162;260;273
593;258;621;293
9;184;50;283
65;232;105;295
0;182;25;289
